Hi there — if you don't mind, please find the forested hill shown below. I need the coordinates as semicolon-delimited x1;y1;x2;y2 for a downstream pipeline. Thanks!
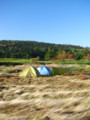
0;40;89;60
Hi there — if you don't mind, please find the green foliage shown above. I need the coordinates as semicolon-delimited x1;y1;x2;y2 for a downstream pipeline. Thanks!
75;53;83;60
85;67;90;71
45;49;55;60
81;48;90;56
0;40;90;61
56;48;62;58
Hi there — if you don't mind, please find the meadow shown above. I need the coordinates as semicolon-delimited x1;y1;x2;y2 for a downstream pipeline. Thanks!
0;63;90;120
0;58;90;65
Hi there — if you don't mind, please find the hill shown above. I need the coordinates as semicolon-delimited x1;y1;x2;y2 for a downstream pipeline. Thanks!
0;40;89;60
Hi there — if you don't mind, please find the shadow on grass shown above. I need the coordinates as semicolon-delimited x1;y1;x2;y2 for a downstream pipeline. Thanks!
0;62;23;66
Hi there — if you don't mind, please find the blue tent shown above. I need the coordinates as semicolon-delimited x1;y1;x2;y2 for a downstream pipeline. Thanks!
37;66;51;76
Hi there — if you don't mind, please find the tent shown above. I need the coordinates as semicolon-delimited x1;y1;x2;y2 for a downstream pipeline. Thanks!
50;67;69;76
19;66;40;77
37;66;51;76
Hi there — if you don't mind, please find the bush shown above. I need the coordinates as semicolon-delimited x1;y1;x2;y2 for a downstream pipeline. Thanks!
75;53;83;60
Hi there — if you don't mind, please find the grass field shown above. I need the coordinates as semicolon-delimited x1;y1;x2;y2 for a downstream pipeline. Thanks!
0;64;90;120
0;58;90;65
0;58;32;65
0;58;90;73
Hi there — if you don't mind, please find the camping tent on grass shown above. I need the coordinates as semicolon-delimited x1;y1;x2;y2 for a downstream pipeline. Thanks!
50;67;69;76
19;66;40;77
37;66;51;76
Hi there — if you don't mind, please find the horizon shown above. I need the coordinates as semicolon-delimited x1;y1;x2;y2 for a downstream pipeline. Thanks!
0;0;90;47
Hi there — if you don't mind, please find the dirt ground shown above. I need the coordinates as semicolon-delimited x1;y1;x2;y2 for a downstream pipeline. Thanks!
0;64;90;120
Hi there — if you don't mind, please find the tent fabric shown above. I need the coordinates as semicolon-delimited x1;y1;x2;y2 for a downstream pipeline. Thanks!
37;66;51;75
19;66;40;77
50;67;69;76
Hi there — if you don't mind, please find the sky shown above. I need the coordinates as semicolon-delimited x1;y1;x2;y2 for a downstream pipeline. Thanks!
0;0;90;47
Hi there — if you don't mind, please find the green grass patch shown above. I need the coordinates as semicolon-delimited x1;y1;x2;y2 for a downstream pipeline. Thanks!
49;59;90;65
38;59;90;65
85;67;90;72
0;58;33;65
0;58;90;65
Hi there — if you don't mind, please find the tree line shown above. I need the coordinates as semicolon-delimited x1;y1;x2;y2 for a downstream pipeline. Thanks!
0;40;90;60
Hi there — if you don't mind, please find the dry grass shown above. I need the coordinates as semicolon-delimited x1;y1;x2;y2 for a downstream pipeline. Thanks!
0;64;90;120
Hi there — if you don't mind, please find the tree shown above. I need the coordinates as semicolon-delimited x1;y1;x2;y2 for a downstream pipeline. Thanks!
61;50;67;59
56;48;62;58
75;52;83;60
45;49;55;60
26;53;29;59
81;48;90;56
